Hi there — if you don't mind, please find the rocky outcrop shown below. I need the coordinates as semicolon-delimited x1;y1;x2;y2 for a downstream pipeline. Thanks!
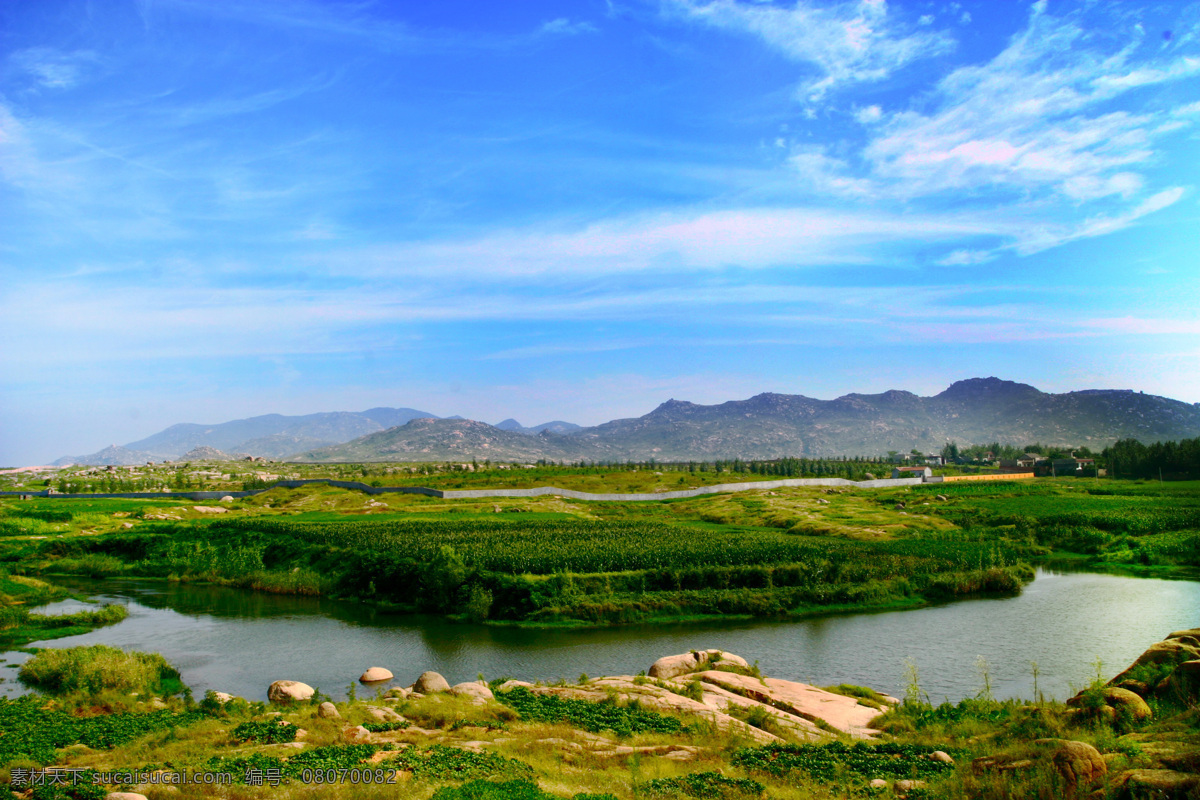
648;649;749;679
412;671;451;694
1104;628;1200;797
267;680;314;704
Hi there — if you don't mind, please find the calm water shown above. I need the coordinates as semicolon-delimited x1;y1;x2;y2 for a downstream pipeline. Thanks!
3;570;1197;704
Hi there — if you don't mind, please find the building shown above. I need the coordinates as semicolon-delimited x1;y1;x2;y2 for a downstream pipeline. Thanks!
891;466;932;479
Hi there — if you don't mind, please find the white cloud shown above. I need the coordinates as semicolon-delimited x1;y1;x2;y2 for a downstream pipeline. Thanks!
666;0;953;101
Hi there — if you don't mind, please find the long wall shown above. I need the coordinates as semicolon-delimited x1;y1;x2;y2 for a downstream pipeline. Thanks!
0;475;931;503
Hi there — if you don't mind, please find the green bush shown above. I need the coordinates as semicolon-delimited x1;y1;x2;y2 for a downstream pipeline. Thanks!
18;645;181;696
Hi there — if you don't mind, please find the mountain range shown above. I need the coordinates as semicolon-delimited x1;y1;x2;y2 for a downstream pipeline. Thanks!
56;378;1200;465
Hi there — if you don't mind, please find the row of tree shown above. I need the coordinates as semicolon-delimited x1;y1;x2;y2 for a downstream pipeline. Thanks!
1102;437;1200;480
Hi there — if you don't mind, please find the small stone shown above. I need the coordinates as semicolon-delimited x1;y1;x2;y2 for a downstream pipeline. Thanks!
869;778;887;789
106;794;149;800
343;725;372;743
929;750;954;764
212;692;234;704
366;705;404;722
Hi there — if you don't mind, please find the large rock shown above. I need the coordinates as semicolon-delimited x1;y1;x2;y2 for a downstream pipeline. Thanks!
267;680;314;704
1036;739;1107;789
412;671;451;694
1102;687;1153;722
360;667;393;683
317;702;340;719
1067;686;1152;723
648;650;748;680
450;682;495;704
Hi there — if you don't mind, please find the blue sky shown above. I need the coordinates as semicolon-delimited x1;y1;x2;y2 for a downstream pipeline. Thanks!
2;0;1199;464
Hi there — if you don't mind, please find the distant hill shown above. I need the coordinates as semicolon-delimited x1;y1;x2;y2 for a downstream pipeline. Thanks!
294;378;1200;462
494;419;584;435
293;418;583;463
55;406;439;465
55;379;1200;465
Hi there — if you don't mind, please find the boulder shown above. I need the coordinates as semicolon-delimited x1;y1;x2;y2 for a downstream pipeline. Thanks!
929;750;954;764
267;680;315;704
868;778;887;790
211;692;234;704
648;650;748;680
1102;687;1153;722
317;702;340;719
106;794;149;800
385;687;410;699
360;667;393;683
220;496;235;502
1035;739;1106;789
450;682;495;704
412;671;451;694
893;780;926;796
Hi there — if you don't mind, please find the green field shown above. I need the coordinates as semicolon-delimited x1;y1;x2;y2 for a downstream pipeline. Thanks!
1;475;1196;630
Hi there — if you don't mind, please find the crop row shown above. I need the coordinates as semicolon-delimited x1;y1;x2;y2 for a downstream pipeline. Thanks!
202;518;1021;577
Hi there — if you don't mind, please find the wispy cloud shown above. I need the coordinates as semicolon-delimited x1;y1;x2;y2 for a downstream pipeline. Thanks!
864;4;1200;202
9;48;99;90
666;0;953;101
539;18;599;36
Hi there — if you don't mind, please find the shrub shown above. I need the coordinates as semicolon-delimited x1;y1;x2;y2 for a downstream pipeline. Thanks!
18;645;181;696
232;720;298;744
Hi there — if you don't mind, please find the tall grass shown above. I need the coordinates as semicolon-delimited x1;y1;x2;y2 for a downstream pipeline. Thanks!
18;644;182;695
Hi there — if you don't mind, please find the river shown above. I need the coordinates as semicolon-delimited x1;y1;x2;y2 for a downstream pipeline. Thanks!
2;569;1196;704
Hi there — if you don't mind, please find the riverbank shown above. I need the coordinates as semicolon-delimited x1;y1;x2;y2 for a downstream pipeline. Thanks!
3;632;1198;800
